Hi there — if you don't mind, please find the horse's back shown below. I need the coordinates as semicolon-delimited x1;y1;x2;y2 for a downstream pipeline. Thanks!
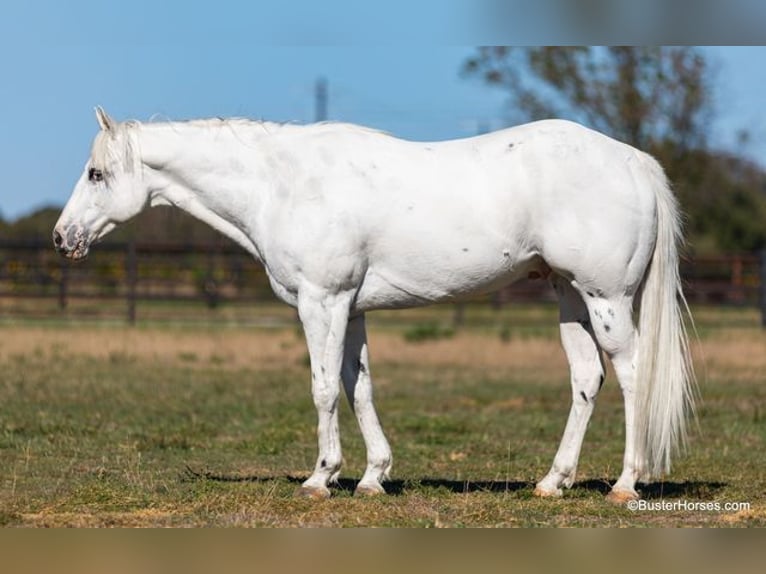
365;120;657;298
268;120;660;308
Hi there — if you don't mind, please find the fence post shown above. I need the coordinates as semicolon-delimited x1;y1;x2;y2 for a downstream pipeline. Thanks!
58;258;68;310
760;249;766;328
204;249;219;309
731;255;744;304
126;240;137;325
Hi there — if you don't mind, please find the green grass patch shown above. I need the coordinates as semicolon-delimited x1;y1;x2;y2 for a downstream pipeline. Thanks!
0;309;764;527
403;322;455;343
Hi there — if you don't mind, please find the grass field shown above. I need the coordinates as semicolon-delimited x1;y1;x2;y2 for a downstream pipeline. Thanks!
0;304;764;527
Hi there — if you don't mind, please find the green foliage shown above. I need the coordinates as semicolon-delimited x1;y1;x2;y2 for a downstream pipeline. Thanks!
0;206;61;241
403;322;455;342
653;143;766;253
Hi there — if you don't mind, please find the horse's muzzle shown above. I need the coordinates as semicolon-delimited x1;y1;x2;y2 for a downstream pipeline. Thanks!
52;227;89;260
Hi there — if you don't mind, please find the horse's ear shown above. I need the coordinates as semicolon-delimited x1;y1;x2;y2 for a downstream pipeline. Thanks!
95;106;116;132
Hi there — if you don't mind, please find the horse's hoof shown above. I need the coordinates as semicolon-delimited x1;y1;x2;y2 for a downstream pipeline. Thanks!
605;488;639;505
294;485;331;499
533;485;563;498
355;483;386;497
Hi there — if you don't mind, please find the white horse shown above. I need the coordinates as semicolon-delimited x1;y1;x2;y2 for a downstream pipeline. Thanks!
54;108;695;503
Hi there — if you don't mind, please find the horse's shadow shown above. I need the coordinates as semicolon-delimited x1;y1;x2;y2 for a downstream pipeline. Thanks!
182;466;726;499
569;478;727;499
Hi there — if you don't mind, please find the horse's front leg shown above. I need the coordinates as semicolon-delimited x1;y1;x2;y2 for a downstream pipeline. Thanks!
341;314;392;495
295;287;353;499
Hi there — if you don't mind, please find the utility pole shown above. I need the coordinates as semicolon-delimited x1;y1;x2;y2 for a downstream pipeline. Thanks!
315;76;328;122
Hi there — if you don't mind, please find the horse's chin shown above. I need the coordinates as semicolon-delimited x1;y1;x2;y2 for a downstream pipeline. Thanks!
64;221;111;260
61;240;90;261
68;248;90;261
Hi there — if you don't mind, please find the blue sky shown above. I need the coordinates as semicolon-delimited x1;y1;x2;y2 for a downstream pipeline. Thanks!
1;2;765;220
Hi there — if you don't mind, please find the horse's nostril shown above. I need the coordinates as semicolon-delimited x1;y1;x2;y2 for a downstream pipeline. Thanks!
53;230;63;247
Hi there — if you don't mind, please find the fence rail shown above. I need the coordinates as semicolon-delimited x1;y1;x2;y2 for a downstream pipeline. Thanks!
1;238;764;326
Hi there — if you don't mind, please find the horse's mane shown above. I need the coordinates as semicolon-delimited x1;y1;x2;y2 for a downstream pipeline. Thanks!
90;116;390;173
177;117;390;138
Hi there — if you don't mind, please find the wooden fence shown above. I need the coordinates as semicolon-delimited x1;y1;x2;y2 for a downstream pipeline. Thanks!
1;238;764;326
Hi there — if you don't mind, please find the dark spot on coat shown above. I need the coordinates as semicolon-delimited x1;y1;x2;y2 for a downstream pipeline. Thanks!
320;459;327;468
580;391;588;403
508;142;515;149
358;359;367;375
586;291;595;298
607;308;615;317
604;324;611;333
320;366;325;374
593;309;602;319
462;247;469;252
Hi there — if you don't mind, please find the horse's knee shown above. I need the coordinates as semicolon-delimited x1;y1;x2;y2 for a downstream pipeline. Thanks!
312;377;341;411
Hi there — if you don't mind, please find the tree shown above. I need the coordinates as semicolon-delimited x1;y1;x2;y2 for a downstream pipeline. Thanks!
463;47;710;152
463;47;766;253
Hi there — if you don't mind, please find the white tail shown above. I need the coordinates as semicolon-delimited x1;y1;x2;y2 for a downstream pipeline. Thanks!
635;152;698;477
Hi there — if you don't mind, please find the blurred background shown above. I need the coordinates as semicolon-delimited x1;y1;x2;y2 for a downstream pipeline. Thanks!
1;44;764;326
2;3;766;529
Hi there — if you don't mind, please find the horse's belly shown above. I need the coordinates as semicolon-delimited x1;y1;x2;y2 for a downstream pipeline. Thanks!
352;250;541;312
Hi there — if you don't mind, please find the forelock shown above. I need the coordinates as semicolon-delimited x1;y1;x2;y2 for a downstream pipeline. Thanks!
90;121;140;174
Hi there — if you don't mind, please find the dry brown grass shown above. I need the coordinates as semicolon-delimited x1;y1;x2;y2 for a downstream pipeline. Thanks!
0;324;569;371
0;325;306;370
2;322;761;376
693;331;766;372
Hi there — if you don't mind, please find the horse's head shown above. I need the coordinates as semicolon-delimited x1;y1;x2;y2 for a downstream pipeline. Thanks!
53;107;148;259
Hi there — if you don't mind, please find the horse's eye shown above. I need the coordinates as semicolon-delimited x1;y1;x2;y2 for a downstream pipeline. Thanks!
88;167;104;183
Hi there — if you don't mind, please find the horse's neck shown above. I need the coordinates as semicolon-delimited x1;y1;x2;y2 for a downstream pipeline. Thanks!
141;125;276;260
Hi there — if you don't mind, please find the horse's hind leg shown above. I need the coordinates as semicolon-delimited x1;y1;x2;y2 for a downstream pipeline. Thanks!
535;275;606;497
341;314;392;495
575;286;645;503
